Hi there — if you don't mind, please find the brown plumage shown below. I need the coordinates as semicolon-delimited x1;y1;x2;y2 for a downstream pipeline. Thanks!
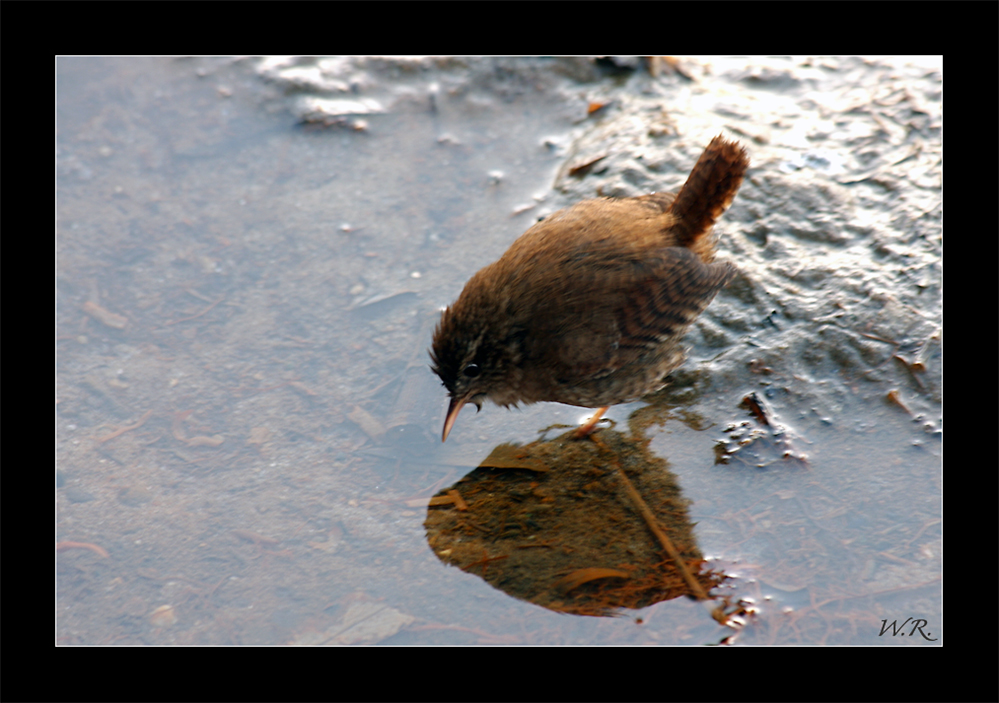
431;135;749;441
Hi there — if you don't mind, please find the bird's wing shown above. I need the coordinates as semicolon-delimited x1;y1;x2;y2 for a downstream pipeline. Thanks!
533;247;737;379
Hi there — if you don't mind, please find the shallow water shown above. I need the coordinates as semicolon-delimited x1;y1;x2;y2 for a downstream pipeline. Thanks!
57;56;940;645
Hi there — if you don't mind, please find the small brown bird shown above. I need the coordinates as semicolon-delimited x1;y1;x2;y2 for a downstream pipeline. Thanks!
431;135;749;442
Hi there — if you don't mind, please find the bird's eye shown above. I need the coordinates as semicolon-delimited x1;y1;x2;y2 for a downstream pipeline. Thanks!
462;364;481;378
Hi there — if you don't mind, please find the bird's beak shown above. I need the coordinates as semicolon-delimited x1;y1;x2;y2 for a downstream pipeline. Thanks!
442;395;467;443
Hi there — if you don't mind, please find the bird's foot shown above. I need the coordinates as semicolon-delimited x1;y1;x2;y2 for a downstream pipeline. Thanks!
573;406;609;439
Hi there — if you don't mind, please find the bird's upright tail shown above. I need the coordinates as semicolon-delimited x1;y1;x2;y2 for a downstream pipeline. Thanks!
667;135;749;261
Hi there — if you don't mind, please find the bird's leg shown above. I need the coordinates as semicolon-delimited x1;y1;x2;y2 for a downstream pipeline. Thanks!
573;406;609;439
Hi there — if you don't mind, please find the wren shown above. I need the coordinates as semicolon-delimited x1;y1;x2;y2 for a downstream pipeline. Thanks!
430;135;749;442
